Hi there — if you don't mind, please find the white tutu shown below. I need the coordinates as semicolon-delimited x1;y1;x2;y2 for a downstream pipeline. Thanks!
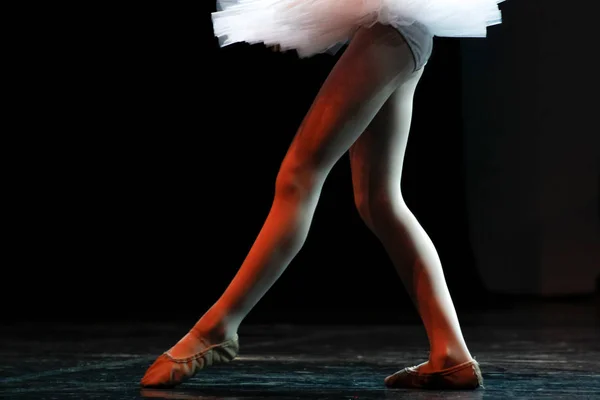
211;0;504;57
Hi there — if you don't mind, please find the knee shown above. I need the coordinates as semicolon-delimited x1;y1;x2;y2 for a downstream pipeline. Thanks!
354;186;406;230
274;156;325;202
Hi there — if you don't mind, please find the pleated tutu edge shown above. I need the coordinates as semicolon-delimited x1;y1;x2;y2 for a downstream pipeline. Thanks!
212;0;505;57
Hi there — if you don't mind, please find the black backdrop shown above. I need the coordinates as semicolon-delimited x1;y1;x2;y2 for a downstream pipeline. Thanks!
7;4;527;324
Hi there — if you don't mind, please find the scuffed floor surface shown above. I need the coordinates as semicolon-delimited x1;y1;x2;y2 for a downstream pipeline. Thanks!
1;302;599;399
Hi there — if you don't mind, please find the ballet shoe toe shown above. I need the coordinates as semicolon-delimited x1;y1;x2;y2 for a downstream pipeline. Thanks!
140;354;181;388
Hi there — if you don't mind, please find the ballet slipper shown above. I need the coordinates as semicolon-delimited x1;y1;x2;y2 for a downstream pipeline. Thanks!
140;335;239;388
384;359;484;390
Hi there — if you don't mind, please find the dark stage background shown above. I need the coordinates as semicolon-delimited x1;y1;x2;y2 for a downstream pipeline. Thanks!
6;2;598;324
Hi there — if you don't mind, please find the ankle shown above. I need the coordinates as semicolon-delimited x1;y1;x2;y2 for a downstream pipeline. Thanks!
190;316;239;345
428;347;473;370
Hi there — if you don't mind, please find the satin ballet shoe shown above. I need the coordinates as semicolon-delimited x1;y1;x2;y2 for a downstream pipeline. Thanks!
384;359;484;390
140;334;239;388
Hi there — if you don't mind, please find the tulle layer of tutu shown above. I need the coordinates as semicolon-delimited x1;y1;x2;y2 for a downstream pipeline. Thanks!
212;0;504;57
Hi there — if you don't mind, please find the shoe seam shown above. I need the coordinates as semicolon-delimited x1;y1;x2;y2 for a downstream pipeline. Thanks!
163;334;239;363
407;359;478;377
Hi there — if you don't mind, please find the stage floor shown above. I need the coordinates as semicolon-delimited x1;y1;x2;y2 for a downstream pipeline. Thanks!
2;300;599;399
